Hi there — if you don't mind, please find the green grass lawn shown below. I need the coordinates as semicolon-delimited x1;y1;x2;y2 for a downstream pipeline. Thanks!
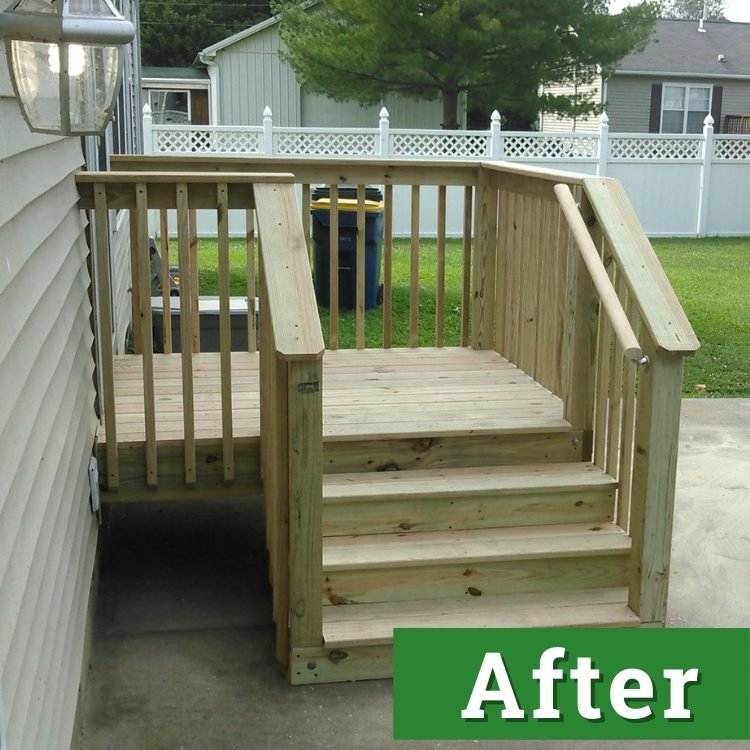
651;237;750;398
195;236;749;398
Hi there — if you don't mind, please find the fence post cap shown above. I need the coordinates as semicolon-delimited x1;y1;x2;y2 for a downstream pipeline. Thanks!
143;103;152;116
491;109;501;123
599;111;609;125
379;106;389;119
263;106;273;119
703;114;715;127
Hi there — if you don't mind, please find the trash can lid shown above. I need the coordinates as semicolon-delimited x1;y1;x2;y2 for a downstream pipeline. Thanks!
311;197;383;213
312;185;383;202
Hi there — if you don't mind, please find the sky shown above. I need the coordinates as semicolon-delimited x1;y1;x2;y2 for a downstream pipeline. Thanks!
609;0;750;22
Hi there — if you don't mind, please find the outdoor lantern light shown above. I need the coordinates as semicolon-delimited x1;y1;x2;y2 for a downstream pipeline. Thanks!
0;0;135;135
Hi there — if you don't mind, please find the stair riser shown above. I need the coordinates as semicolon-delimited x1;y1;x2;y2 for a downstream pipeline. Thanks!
323;488;614;536
323;431;584;474
323;553;630;606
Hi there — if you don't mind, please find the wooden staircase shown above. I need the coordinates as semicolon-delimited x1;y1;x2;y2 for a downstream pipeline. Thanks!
291;423;640;685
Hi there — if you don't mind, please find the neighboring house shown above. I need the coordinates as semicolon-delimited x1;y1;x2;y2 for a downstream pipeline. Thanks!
193;14;449;128
0;2;140;748
142;66;211;125
541;19;750;133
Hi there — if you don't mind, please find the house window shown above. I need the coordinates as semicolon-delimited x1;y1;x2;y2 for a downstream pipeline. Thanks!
149;90;190;124
661;84;711;134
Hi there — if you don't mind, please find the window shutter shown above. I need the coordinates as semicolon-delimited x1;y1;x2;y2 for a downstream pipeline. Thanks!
649;83;663;133
711;85;723;133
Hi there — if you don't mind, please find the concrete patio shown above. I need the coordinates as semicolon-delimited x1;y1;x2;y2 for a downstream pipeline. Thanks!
75;399;750;750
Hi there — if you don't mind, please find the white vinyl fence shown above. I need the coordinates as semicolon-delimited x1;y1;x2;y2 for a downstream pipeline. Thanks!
143;105;750;238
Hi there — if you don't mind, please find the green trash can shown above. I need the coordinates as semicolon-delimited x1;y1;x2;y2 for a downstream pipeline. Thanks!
311;186;384;310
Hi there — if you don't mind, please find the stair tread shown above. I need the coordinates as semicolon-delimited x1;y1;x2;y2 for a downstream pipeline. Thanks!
323;588;639;647
323;522;630;571
324;462;615;502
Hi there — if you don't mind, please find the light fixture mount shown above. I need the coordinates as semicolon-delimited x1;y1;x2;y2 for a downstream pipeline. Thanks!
0;0;135;135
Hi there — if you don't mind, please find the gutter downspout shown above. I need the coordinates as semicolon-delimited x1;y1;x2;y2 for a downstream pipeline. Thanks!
198;50;219;125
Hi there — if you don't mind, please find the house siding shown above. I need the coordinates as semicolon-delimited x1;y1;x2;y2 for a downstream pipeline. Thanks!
0;48;98;750
213;21;445;128
216;24;301;126
606;74;750;132
538;79;602;132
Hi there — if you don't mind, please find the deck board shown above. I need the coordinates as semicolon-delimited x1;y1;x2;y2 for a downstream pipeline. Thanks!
99;347;566;445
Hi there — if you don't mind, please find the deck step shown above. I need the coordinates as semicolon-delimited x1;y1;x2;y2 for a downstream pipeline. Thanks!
291;587;639;684
324;587;639;648
323;462;616;535
322;522;631;606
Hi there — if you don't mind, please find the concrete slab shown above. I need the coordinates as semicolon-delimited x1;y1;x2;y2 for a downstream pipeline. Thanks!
76;400;750;750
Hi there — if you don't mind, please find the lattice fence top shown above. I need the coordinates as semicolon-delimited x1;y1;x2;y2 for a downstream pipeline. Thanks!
713;137;750;161
390;132;489;159
154;127;262;154
609;136;702;160
502;134;598;159
274;130;378;156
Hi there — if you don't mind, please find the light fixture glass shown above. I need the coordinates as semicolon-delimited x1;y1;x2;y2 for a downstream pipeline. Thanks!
0;0;135;135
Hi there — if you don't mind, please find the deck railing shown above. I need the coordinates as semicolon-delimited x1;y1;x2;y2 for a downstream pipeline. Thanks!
96;155;698;639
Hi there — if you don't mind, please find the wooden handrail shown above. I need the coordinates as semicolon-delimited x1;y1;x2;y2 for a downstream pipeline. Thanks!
254;183;325;359
582;177;699;354
481;160;586;186
554;183;646;364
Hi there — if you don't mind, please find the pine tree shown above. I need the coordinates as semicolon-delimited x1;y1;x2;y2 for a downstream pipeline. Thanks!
273;0;659;129
140;0;273;68
660;0;726;20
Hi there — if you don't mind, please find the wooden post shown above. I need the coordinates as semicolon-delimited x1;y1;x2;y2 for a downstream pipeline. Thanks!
356;185;366;349
217;183;234;483
561;194;598;458
189;208;200;353
176;184;196;485
93;184;119;490
628;335;684;626
135;183;158;488
383;184;394;349
471;169;498;350
460;186;473;348
436;185;447;347
287;357;324;653
159;209;172;354
409;185;420;348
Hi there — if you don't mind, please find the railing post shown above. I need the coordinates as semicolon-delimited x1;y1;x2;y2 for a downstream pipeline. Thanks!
696;114;714;237
378;106;390;157
263;106;274;156
142;103;154;154
561;191;598;458
470;167;498;349
597;112;609;177
628;333;685;626
490;110;502;159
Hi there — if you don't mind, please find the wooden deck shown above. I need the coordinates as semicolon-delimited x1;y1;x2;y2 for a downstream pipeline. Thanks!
101;347;569;445
98;347;572;500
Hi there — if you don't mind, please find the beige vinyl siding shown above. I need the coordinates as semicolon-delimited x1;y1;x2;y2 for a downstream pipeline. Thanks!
539;79;602;132
606;74;750;132
0;58;98;750
217;24;300;125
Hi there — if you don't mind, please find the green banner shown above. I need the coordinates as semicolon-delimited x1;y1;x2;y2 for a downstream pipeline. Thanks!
393;628;750;740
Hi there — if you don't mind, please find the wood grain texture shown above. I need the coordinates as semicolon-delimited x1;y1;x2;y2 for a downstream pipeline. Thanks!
135;184;157;487
254;184;325;360
582;178;699;354
436;185;447;347
628;335;684;625
176;184;196;484
356;185;366;349
217;183;234;482
159;208;172;354
383;184;394;349
329;184;340;350
409;185;420;348
94;184;118;489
